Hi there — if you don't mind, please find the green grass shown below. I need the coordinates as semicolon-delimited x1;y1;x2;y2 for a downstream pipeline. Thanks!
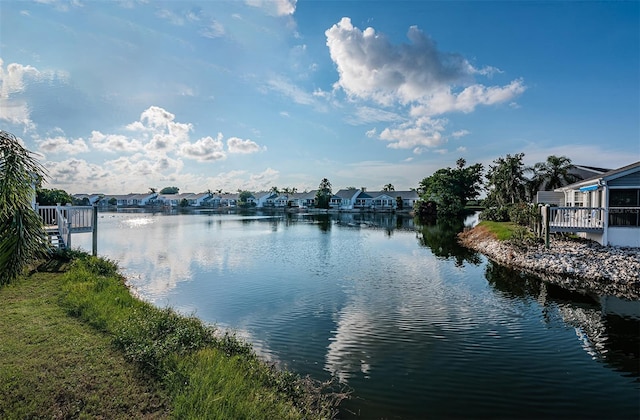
0;261;169;419
1;253;343;418
476;220;523;241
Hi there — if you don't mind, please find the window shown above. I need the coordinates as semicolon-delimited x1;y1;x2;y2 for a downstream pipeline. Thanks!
609;189;640;226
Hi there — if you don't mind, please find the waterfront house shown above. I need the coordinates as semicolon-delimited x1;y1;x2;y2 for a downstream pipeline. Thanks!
351;189;419;211
73;193;103;205
552;161;640;247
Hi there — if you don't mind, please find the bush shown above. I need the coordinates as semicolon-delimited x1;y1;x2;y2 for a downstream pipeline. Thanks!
480;206;510;222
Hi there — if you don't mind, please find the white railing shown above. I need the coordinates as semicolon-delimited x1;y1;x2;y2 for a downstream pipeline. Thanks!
37;205;96;249
548;207;604;230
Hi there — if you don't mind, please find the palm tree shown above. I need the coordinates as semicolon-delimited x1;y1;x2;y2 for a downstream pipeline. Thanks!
0;130;49;284
535;155;580;190
383;183;395;192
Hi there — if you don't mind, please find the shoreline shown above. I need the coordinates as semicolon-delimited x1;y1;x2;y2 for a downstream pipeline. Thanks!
458;226;640;300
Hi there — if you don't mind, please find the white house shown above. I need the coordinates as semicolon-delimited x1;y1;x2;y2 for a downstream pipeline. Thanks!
553;161;640;247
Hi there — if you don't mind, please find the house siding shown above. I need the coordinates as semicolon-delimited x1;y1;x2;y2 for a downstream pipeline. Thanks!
608;172;640;187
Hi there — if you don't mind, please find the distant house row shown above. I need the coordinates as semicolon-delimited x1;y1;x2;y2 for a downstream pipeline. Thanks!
73;188;420;211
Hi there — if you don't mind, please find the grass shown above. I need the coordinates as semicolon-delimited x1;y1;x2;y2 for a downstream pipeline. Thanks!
0;259;169;419
476;220;525;241
0;252;344;419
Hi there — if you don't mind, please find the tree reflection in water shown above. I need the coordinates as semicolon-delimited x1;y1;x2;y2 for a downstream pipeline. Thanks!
416;216;482;266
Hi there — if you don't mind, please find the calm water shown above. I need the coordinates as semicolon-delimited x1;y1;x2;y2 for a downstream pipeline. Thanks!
74;210;640;419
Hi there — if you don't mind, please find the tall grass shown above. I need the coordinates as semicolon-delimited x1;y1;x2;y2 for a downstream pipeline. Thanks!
60;253;346;419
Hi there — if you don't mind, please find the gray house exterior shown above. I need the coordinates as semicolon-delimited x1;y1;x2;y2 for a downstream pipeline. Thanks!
553;161;640;247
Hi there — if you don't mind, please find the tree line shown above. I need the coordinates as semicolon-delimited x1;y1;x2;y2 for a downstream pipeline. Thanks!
416;154;580;221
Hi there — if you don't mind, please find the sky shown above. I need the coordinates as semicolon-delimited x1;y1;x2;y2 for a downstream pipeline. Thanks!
1;0;639;194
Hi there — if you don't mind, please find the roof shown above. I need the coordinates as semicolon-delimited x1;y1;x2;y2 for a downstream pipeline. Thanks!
558;161;640;190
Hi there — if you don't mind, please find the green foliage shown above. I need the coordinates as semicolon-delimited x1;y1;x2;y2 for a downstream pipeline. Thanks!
36;188;74;205
160;186;180;194
480;206;510;222
383;183;395;191
416;158;483;217
395;196;403;210
180;198;189;207
108;197;117;205
529;155;580;192
315;178;332;209
238;190;256;208
0;269;168;418
485;153;527;208
114;307;216;378
59;254;344;418
0;130;49;285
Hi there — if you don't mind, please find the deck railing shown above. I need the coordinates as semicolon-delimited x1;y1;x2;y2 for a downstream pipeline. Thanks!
36;205;97;252
547;206;605;231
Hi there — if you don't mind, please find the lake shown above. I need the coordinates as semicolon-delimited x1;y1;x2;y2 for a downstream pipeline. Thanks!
73;210;640;419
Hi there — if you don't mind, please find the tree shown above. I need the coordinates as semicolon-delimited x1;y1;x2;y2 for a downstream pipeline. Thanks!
383;184;395;192
416;158;484;217
0;130;49;284
530;155;580;191
315;178;332;209
160;186;179;194
270;186;279;195
149;187;157;194
484;153;527;208
179;198;189;207
36;188;74;206
238;190;255;208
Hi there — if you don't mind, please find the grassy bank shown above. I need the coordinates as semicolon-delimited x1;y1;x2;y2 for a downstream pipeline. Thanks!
0;253;343;419
472;220;525;241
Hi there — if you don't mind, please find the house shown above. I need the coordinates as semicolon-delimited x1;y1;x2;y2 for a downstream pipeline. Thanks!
98;193;157;207
552;161;640;247
73;193;103;205
331;189;361;209
351;189;419;211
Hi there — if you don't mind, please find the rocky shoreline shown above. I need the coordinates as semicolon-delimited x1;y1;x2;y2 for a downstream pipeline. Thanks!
458;226;640;300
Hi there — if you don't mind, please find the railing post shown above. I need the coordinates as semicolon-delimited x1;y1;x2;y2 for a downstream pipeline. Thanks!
544;205;550;249
92;205;98;256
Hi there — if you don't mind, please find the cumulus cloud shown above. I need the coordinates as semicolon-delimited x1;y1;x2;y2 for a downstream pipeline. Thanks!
38;135;89;155
44;158;111;188
90;130;143;153
326;18;484;105
452;129;470;138
227;137;265;154
325;18;526;150
246;0;297;16
178;134;227;161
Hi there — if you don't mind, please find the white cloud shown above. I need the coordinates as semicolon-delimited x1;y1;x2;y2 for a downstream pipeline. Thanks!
44;158;111;189
156;9;184;25
346;106;403;125
0;59;69;130
38;135;89;155
266;76;316;105
324;18;526;147
90;130;143;153
375;116;448;150
227;137;265;154
414;79;526;115
245;0;297;16
178;134;226;162
325;18;480;105
200;20;225;38
452;129;470;138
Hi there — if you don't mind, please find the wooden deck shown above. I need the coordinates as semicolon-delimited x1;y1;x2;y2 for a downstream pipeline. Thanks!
37;205;97;252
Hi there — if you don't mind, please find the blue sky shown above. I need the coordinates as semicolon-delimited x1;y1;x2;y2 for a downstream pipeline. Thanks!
1;0;638;194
